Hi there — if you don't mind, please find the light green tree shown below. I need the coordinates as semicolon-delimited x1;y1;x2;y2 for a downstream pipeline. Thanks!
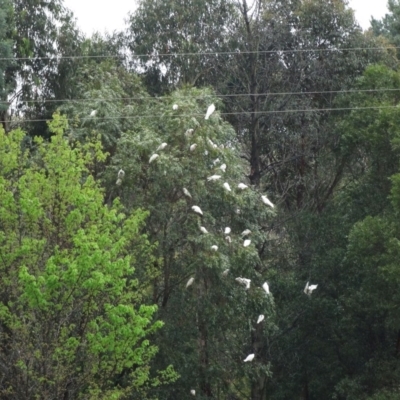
0;114;176;399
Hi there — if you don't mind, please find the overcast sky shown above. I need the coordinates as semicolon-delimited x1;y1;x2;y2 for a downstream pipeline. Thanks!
64;0;389;37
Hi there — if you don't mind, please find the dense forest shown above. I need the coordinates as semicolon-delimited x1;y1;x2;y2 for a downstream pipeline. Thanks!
1;0;400;399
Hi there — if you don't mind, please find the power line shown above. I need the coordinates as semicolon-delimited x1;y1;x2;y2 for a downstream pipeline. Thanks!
2;88;400;105
0;46;395;62
9;105;399;124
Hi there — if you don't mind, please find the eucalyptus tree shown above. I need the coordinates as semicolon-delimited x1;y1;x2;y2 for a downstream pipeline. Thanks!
108;87;279;399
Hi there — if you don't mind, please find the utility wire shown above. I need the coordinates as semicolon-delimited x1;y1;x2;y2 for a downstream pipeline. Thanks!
9;105;399;124
2;88;400;105
0;46;395;61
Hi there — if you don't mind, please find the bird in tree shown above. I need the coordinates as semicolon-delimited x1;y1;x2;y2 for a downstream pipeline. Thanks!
222;269;229;276
236;277;251;289
224;227;231;234
304;282;318;296
220;163;226;172
149;154;159;163
262;282;270;294
207;175;221;181
243;239;251;247
190;144;197;152
172;104;178;110
257;315;265;324
185;129;194;137
211;245;218;251
90;110;97;117
223;182;231;192
261;195;274;208
225;236;232;243
118;169;125;179
156;142;168;151
192;206;203;216
183;188;192;198
200;226;208;234
238;183;248;190
186;277;194;288
205;104;215;120
190;389;196;396
241;229;251;237
244;354;255;362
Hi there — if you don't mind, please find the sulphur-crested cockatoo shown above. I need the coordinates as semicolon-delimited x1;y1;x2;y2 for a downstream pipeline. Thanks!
149;154;159;163
236;277;251;289
172;104;178;110
223;182;231;192
211;245;218;251
241;229;251;237
261;195;274;208
156;142;167;151
190;144;197;151
205;104;215;120
257;315;265;324
186;277;194;288
243;239;251;247
304;281;318;296
224;227;231;234
183;188;192;198
238;183;248;190
207;175;221;181
262;281;270;294
192;206;203;216
244;354;255;362
200;226;208;234
220;163;226;172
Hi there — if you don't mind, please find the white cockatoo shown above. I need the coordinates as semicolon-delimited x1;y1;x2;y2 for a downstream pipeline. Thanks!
304;282;318;296
238;183;248;190
213;158;220;165
207;138;216;148
220;163;226;172
186;277;194;288
222;269;230;276
261;195;275;208
225;235;232;243
262;281;270;295
243;239;251;247
204;150;209;156
257;315;265;324
241;229;251;237
200;226;208;234
236;277;251;289
236;208;241;214
190;389;196;396
116;178;122;186
149;154;159;163
224;227;231;234
211;245;218;251
205;103;215;120
192;206;203;216
183;188;192;198
190;144;197;151
156;142;168;151
172;104;179;110
118;169;125;179
244;354;255;362
185;129;194;137
223;182;231;192
90;110;97;117
207;175;221;181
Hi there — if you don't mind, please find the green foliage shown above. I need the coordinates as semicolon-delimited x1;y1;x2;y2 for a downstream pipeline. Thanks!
0;114;175;399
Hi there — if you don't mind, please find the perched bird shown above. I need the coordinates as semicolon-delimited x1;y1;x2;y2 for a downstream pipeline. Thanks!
116;178;122;186
238;183;248;190
190;390;196;396
205;103;215;120
223;182;231;192
262;281;270;295
207;138;216;148
149;154;159;163
220;144;225;149
257;314;265;324
186;277;194;288
236;208;241;214
211;245;218;251
225;236;232;243
222;269;230;276
304;282;318;296
118;169;125;179
236;277;251;290
185;129;194;137
172;104;179;110
224;227;231;235
156;142;168;151
244;354;255;362
192;205;203;216
213;158;220;165
220;163;226;172
243;239;251;247
200;226;208;234
261;195;275;208
190;144;197;151
241;229;251;237
90;110;97;117
204;150;209;156
207;175;221;181
183;188;192;198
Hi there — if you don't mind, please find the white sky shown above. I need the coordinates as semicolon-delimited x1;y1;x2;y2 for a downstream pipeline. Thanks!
64;0;389;37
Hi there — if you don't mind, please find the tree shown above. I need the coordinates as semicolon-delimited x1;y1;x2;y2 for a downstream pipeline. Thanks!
108;87;277;399
0;114;176;399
